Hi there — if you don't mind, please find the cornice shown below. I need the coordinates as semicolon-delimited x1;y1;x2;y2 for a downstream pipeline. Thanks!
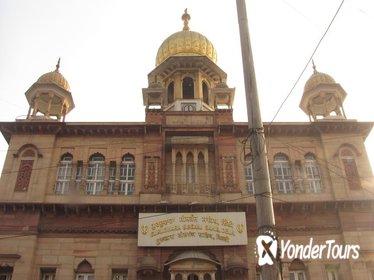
1;120;372;143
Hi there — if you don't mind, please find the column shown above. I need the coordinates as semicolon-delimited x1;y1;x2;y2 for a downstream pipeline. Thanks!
104;162;110;194
27;105;32;118
116;160;121;194
46;93;54;117
170;273;175;280
175;73;182;99
172;149;176;193
194;150;199;193
32;95;40;116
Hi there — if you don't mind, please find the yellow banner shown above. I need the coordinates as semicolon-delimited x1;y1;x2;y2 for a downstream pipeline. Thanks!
138;212;247;247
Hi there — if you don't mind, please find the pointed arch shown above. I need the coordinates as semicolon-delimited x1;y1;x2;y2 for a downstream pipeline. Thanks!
289;259;306;280
55;153;73;194
197;152;205;185
14;144;39;192
202;81;209;104
89;152;105;161
13;143;42;158
86;153;105;195
76;259;94;273
183;77;194;99
175;152;183;185
168;81;175;103
338;145;361;190
60;152;73;161
75;259;94;280
120;153;135;195
334;143;361;157
304;153;322;192
186;152;195;184
273;153;293;194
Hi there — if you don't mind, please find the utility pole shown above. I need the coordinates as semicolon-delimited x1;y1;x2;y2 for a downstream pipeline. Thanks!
235;0;281;279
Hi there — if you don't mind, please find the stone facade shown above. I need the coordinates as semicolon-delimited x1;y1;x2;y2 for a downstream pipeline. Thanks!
0;10;374;280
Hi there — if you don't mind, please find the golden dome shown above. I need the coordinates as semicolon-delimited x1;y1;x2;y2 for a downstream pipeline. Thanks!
155;9;217;66
36;59;70;91
304;64;335;93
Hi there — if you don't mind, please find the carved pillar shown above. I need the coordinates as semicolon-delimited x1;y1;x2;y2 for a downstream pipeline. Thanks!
81;161;88;194
27;105;32;118
103;162;110;194
116;160;121;194
46;93;54;117
32;95;40;116
70;162;77;193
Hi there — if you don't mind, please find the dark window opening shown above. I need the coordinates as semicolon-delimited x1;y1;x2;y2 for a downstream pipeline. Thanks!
183;77;194;99
168;82;174;103
202;82;209;104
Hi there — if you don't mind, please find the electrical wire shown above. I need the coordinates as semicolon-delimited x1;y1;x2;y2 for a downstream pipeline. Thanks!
268;0;346;127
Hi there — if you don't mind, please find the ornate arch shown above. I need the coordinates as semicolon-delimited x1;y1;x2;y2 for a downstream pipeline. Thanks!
13;143;42;158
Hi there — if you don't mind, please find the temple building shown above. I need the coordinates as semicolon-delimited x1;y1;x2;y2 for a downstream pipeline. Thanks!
0;10;373;280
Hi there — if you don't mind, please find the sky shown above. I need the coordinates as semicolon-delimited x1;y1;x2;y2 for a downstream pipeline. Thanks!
0;0;373;173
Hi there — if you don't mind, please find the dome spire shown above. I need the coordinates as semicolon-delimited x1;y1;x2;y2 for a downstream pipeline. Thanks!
182;8;191;31
55;57;61;72
312;59;317;74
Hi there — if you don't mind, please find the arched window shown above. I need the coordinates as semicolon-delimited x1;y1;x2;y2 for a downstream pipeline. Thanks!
55;153;73;194
86;153;105;195
0;265;13;280
341;148;361;190
325;264;340;280
120;154;135;195
273;154;293;194
202;81;209;104
244;154;254;194
168;82;175;104
186;152;195;184
203;273;211;280
188;274;198;280
14;147;37;192
175;274;182;280
198;152;205;185
304;154;322;193
183;77;194;99
75;259;94;280
289;259;306;280
175;152;183;187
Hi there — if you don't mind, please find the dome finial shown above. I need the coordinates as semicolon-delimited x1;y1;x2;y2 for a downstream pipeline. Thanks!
182;8;191;31
55;57;61;72
312;59;317;74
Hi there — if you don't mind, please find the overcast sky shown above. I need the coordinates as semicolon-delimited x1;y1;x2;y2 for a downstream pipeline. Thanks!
0;0;373;172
